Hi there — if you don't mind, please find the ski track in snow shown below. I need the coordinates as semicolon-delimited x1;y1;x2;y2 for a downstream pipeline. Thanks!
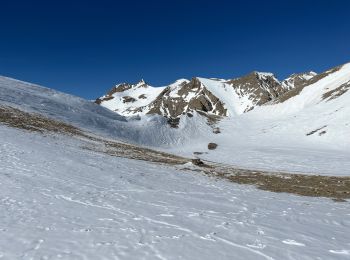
0;126;350;259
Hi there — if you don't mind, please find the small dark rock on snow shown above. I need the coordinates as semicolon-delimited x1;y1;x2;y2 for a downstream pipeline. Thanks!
191;158;205;166
208;143;218;150
213;127;221;134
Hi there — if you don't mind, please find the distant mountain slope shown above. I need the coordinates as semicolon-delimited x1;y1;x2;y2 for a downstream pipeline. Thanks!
190;62;350;174
281;71;317;90
225;71;285;112
98;68;350;123
273;65;342;104
96;63;349;130
264;63;349;111
96;71;292;124
95;79;165;116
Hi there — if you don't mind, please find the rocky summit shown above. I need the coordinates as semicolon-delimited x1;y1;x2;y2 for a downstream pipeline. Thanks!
96;68;340;126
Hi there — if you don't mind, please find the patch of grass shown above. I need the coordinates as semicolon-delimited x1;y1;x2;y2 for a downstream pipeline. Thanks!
202;166;350;202
0;106;82;135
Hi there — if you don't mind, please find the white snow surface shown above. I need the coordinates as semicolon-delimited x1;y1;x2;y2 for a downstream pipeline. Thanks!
1;125;350;259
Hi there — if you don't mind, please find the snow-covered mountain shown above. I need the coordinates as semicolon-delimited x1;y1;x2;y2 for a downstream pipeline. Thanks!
95;79;164;116
281;71;317;90
96;71;289;122
95;69;325;121
94;62;350;174
194;63;350;174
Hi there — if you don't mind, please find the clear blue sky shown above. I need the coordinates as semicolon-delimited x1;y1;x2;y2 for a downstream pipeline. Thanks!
0;0;349;99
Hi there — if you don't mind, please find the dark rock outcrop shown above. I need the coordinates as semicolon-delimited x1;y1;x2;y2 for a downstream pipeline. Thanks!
226;72;286;112
146;78;227;121
208;143;218;150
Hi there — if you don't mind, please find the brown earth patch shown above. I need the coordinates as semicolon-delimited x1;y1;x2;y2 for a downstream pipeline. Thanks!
102;141;188;165
191;158;205;166
322;80;350;102
208;167;350;201
196;111;222;126
95;96;114;105
0;106;83;135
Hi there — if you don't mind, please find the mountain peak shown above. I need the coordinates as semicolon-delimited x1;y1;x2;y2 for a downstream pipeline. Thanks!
254;71;275;77
136;79;147;86
95;63;349;126
281;71;318;90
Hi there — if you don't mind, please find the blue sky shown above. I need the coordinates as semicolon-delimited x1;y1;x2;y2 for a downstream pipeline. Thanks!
0;0;349;99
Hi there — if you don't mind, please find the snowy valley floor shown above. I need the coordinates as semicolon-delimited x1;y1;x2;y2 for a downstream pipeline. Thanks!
0;107;350;259
1;105;350;201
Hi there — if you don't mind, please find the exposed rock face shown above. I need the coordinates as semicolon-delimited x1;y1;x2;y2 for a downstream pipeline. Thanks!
274;66;341;104
122;96;136;103
109;83;133;94
146;78;227;120
96;64;347;126
95;96;113;105
95;80;149;104
94;80;164;115
322;80;350;102
281;71;317;90
226;72;286;112
95;72;296;124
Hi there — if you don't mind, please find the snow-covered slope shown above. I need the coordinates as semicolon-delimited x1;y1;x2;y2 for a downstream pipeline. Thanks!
1;124;350;259
0;76;211;147
174;63;350;175
93;63;350;175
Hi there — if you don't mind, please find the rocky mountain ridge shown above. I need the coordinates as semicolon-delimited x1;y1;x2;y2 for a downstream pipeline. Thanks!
95;64;349;126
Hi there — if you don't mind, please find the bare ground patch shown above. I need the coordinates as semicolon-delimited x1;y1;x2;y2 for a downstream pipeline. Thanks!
0;106;82;135
322;80;350;102
201;166;350;202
